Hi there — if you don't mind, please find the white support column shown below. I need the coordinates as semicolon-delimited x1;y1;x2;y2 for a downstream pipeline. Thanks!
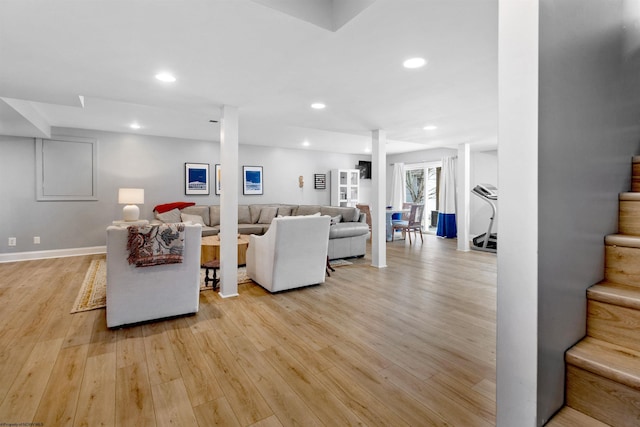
457;143;471;251
371;129;387;268
497;0;539;424
219;105;239;298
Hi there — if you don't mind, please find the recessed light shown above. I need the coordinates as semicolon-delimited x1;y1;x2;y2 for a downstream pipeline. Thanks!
302;141;310;147
403;57;427;69
311;103;326;110
364;147;371;153
155;72;176;83
130;123;141;129
423;125;438;130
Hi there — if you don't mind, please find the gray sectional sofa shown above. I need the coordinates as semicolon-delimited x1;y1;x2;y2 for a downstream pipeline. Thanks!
154;204;369;260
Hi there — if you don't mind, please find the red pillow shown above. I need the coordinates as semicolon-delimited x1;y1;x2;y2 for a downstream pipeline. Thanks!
153;202;196;213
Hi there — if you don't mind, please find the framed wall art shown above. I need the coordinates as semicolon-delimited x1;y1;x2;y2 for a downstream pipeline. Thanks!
314;173;326;190
214;164;221;195
185;162;210;195
243;166;263;195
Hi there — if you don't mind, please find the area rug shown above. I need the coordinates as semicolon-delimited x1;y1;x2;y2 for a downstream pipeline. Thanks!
71;259;253;313
329;259;353;267
71;259;107;313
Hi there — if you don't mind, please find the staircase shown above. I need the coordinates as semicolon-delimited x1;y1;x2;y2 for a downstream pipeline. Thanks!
548;156;640;426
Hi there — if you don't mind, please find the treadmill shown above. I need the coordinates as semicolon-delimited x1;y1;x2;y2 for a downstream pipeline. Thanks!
471;184;497;253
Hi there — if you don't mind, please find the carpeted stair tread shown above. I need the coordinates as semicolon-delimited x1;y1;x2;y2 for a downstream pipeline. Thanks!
545;406;610;426
605;234;640;248
589;281;640;310
566;337;640;389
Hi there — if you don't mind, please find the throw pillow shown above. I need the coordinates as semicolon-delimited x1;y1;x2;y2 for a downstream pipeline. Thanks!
330;215;342;226
258;206;278;224
238;205;252;224
181;213;205;226
181;205;210;226
156;208;182;223
277;206;294;216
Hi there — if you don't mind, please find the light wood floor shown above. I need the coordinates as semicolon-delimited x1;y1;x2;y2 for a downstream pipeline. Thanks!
0;235;497;426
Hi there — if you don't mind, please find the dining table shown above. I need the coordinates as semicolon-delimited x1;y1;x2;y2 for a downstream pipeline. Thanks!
385;207;410;241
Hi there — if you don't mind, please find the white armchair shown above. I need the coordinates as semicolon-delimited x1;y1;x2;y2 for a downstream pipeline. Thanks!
106;223;202;328
246;215;331;292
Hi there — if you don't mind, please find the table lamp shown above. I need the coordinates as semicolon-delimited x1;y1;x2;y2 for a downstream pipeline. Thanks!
118;188;144;221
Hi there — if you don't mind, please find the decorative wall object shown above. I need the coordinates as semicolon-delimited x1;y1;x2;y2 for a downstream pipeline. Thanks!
36;136;98;201
314;174;326;189
243;166;263;195
215;164;221;195
298;175;304;188
357;160;372;179
185;163;210;195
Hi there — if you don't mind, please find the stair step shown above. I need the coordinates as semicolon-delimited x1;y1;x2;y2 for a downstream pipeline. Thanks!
605;234;640;248
588;283;640;352
620;193;640;235
633;156;640;192
545;406;610;426
589;281;640;310
566;337;640;426
604;235;640;287
568;337;640;389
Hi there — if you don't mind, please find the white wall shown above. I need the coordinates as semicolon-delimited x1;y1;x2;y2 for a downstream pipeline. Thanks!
0;127;370;254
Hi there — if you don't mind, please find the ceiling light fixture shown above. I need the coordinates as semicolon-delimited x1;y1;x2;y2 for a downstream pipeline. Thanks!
423;125;438;130
311;103;326;110
130;123;141;130
403;57;427;69
155;72;176;83
302;141;310;147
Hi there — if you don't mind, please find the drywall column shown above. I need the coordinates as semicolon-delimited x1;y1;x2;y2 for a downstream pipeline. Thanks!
457;143;471;251
371;129;387;268
219;105;239;298
497;0;539;425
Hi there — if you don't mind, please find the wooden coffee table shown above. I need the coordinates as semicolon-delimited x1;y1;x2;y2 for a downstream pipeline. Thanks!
201;234;250;266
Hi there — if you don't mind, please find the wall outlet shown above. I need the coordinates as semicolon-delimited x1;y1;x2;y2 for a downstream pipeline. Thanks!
33;236;40;244
8;237;16;246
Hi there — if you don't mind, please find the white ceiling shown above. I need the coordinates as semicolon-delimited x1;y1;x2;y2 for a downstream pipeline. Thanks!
0;0;498;155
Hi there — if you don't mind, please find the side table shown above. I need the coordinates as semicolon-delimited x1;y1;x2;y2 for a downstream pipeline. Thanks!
112;219;150;227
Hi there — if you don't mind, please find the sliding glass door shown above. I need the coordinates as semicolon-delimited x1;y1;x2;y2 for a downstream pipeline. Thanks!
405;161;441;231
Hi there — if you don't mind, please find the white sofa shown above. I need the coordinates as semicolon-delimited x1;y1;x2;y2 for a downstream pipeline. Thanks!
105;223;202;328
246;215;331;293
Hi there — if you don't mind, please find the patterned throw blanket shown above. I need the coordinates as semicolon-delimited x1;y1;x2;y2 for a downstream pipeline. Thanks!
127;223;185;267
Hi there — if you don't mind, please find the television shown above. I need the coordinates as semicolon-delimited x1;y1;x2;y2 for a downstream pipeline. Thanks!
357;160;372;179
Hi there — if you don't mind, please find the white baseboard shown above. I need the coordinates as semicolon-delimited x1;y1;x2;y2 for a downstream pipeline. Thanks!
0;246;107;263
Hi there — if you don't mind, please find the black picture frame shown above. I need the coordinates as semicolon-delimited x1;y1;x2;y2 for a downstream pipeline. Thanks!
357;160;372;179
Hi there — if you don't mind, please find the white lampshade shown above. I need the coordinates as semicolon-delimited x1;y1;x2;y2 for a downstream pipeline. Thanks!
118;188;144;221
118;188;144;204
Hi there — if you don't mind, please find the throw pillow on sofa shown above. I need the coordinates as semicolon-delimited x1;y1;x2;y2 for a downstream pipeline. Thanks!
277;206;294;216
181;205;210;226
258;206;278;224
181;212;205;226
156;208;182;223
